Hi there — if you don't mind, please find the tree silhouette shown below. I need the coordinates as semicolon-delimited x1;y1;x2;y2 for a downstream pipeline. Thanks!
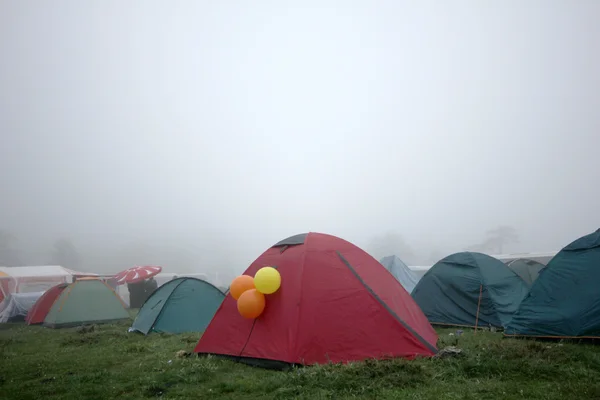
484;226;519;253
51;238;82;269
466;226;520;254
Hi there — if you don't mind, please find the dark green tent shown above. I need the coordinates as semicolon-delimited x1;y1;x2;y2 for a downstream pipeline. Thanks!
505;258;545;285
505;229;600;338
131;277;225;335
411;252;529;328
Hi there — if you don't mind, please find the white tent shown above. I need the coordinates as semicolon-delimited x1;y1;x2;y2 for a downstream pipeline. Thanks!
0;266;97;297
0;291;44;323
0;265;95;279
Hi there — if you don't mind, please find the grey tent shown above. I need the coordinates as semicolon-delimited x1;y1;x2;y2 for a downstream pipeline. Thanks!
380;255;420;293
505;258;545;286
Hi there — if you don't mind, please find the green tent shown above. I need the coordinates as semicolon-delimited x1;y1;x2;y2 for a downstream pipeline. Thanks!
505;258;545;285
44;279;130;328
411;252;529;328
505;229;600;338
131;277;225;335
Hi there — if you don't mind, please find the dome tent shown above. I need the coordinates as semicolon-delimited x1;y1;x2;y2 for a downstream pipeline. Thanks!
195;232;437;368
27;279;129;328
411;252;529;328
505;258;545;286
505;229;600;338
131;277;225;335
379;255;420;293
26;284;68;325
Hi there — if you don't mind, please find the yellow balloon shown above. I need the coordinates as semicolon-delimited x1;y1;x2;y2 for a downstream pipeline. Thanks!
254;266;281;294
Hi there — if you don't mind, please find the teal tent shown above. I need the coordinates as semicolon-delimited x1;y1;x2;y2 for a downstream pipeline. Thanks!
505;258;545;286
132;277;225;335
505;229;600;338
411;252;529;328
379;255;420;293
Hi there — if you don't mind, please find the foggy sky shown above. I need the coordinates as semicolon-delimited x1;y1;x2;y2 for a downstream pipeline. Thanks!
1;1;599;275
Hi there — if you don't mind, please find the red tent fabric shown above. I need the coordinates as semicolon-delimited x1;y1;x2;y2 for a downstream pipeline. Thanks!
194;232;437;366
25;283;68;325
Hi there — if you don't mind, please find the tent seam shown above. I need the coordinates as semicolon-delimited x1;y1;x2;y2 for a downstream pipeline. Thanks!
101;279;128;308
467;252;502;327
148;278;188;333
56;282;77;315
336;251;438;355
290;232;309;362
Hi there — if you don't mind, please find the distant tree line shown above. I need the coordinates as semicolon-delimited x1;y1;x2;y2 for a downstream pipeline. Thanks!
0;230;82;269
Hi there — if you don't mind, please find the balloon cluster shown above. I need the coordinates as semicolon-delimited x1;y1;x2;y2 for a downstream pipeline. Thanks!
229;266;281;319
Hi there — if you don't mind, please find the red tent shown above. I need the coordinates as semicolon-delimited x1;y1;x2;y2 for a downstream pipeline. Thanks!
25;283;68;325
194;232;437;367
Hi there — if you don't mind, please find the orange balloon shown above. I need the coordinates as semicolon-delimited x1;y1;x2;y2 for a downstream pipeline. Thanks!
230;275;255;300
237;289;266;319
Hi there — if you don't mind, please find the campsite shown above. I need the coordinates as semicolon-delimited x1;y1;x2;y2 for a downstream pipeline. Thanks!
2;2;600;399
1;229;600;399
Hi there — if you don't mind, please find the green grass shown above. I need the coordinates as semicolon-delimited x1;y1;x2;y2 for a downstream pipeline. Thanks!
1;322;600;400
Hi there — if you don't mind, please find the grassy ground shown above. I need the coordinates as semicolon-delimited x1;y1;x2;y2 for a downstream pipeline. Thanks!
1;321;600;400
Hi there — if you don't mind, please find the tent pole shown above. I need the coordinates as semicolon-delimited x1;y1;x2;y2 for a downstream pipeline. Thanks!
474;284;483;334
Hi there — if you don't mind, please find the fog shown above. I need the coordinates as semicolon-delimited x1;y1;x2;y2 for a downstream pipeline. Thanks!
1;2;599;283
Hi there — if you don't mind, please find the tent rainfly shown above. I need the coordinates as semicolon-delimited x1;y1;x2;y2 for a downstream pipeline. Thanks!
505;229;600;338
132;277;225;334
411;252;529;329
195;232;438;368
26;279;130;328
